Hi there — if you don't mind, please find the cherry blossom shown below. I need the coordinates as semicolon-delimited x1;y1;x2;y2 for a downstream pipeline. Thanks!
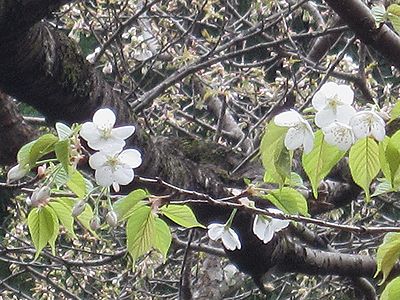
207;223;241;250
26;186;51;207
274;110;314;153
312;82;356;128
349;110;386;141
89;148;142;192
252;210;290;244
80;108;135;152
322;122;355;151
7;164;29;184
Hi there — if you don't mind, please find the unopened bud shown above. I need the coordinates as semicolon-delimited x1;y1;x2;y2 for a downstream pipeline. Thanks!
72;200;86;217
29;186;51;207
89;216;101;231
106;211;118;227
7;164;29;184
37;164;47;179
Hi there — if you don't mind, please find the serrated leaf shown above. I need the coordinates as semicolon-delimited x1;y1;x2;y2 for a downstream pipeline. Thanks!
161;205;205;228
113;189;149;221
390;101;400;123
153;218;172;259
47;207;60;255
349;137;380;201
388;4;400;16
386;140;400;187
376;233;400;283
28;207;57;259
372;179;394;197
29;134;58;167
55;140;70;173
49;200;76;238
53;167;70;188
55;123;72;140
381;276;400;300
380;137;392;182
302;131;345;198
66;171;86;198
287;172;305;188
371;5;387;25
126;206;155;261
260;122;289;185
264;187;308;216
389;14;400;35
17;140;35;168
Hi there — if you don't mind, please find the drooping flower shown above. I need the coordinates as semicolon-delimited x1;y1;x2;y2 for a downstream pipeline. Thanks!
7;164;29;184
312;82;356;128
322;122;355;151
80;108;135;152
106;211;118;227
349;110;386;141
89;148;142;192
86;47;100;64
207;223;241;250
274;110;314;153
26;186;51;207
252;210;290;244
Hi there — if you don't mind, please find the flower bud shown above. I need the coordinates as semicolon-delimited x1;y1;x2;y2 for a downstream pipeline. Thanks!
106;211;118;227
7;164;29;184
72;200;86;217
37;164;47;179
89;216;101;231
29;186;51;207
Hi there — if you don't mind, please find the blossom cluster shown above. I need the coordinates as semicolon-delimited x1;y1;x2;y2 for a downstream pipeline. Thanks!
80;108;142;192
275;82;386;152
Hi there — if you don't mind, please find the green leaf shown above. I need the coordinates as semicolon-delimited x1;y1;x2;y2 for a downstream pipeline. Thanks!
55;123;72;140
29;134;58;167
161;205;205;228
286;172;305;188
113;189;149;221
260;122;289;185
126;206;155;261
153;218;172;259
376;233;400;283
381;276;400;300
264;187;308;216
388;4;400;34
372;179;394;197
390;101;400;123
349;137;380;201
380;137;392;183
386;139;400;187
55;140;70;173
49;200;76;238
47;207;60;255
28;206;57;259
53;167;70;188
371;5;387;26
66;171;86;198
17;140;35;168
302;131;345;198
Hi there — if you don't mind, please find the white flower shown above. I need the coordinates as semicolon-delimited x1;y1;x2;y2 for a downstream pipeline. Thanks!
27;186;51;207
322;122;355;151
252;212;290;244
106;211;118;227
349;110;386;141
89;148;142;191
86;47;100;64
80;108;135;152
102;62;113;74
207;223;241;250
7;164;29;183
312;82;356;128
274;110;314;153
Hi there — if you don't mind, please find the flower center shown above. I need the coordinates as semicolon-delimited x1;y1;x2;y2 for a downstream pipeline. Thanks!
106;156;120;171
98;126;112;139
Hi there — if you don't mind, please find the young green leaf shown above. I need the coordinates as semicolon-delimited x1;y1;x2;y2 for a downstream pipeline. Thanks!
390;101;400;123
349;137;380;201
113;189;149;221
381;276;400;300
260;122;289;185
385;140;400;188
47;207;60;255
55;122;72;140
161;205;205;228
153;218;172;259
371;5;387;26
28;206;58;259
29;134;58;167
264;187;308;216
49;200;76;238
55;140;70;173
66;171;86;198
302;130;345;198
376;232;400;283
126;206;155;261
17;140;35;168
372;179;394;197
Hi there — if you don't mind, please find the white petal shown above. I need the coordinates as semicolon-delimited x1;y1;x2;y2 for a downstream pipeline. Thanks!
261;227;274;244
93;108;116;130
252;215;267;240
323;122;354;151
303;129;315;154
336;105;356;125
315;108;336;128
113;166;134;185
274;110;301;127
80;122;99;142
95;166;114;187
112;126;135;140
118;149;142;168
89;151;108;169
89;136;125;152
269;218;290;232
336;84;354;105
207;224;225;240
371;121;386;141
312;82;337;111
222;228;241;250
284;127;304;150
